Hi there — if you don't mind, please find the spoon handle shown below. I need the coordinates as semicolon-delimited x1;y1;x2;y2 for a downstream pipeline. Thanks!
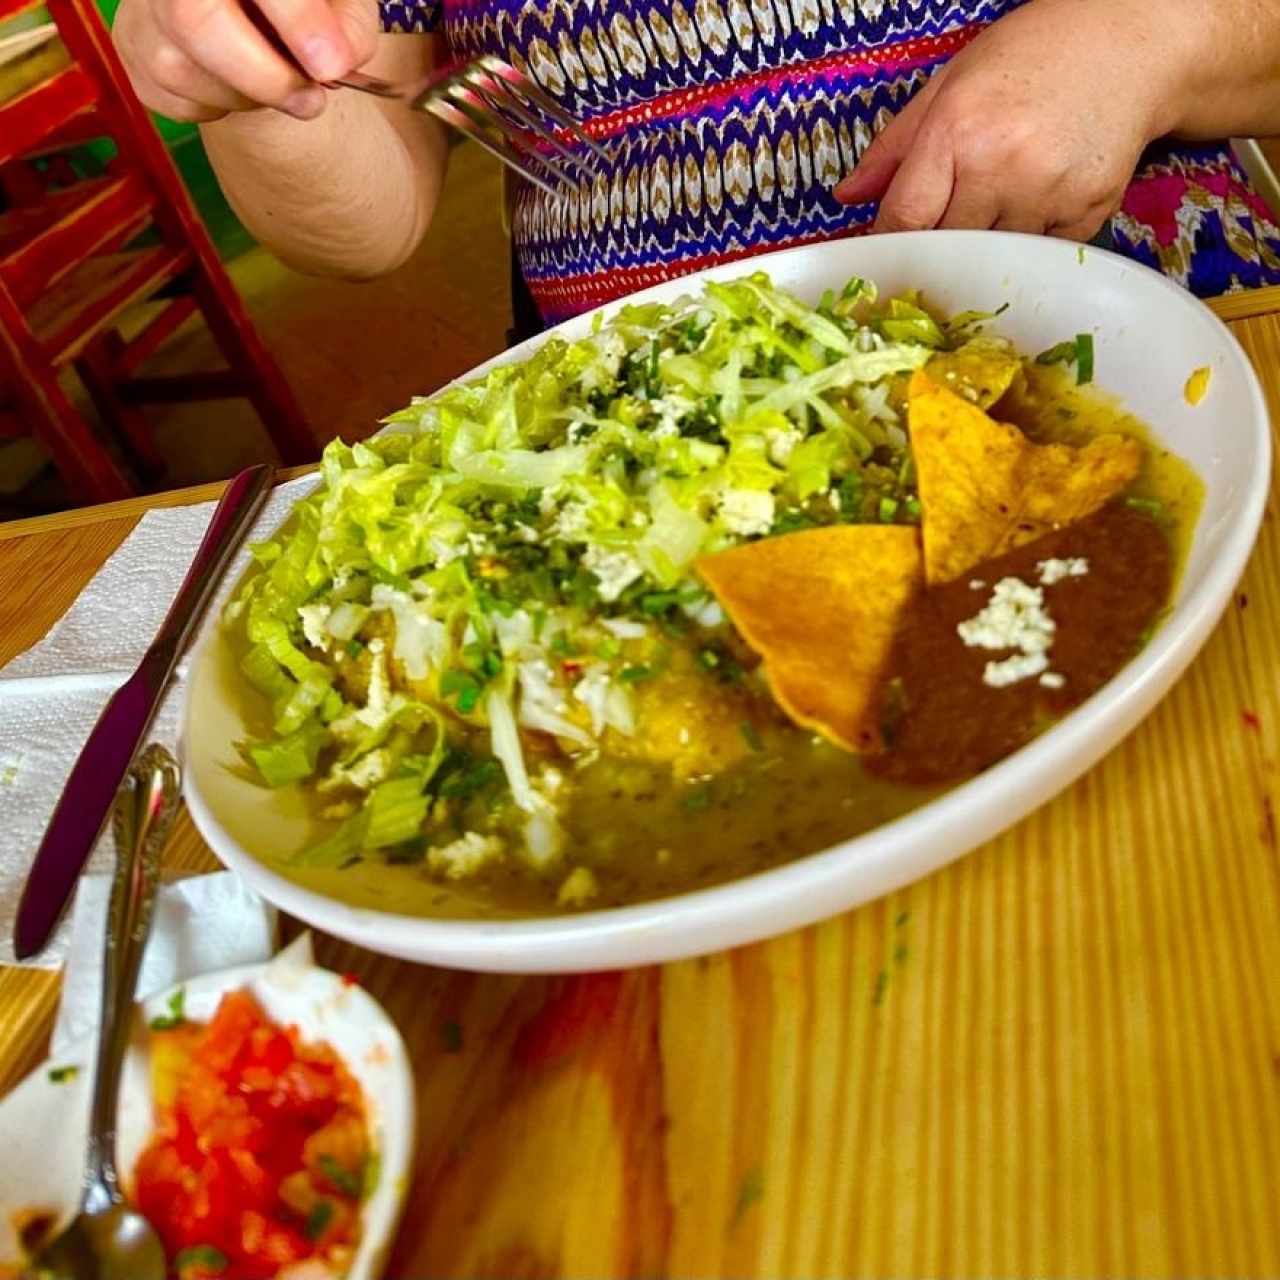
82;745;181;1213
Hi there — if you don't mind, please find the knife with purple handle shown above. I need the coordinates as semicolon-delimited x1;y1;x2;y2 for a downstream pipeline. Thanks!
12;463;276;960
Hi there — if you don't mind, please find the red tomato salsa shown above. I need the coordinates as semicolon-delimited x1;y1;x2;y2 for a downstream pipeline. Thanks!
134;990;369;1280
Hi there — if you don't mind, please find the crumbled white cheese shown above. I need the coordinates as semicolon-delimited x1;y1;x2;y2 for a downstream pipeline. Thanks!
352;639;393;727
718;489;775;537
958;576;1060;689
1037;556;1089;586
430;536;463;566
765;424;803;465
557;865;599;907
428;831;504;880
582;545;644;601
466;531;491;555
298;603;332;651
554;501;592;541
601;617;649;639
680;594;724;628
854;380;898;425
984;651;1050;688
1039;671;1067;690
969;579;986;591
650;393;696;439
595;330;626;379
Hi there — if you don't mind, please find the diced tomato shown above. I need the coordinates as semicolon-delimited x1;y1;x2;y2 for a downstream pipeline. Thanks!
134;991;368;1280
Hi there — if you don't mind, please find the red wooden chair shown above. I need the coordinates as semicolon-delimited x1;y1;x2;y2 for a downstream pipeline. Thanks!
0;0;314;503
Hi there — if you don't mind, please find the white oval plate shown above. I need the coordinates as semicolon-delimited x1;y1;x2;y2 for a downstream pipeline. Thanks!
182;231;1271;973
0;949;415;1278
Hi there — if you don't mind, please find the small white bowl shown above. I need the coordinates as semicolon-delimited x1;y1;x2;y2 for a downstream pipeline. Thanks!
182;231;1271;974
0;946;415;1279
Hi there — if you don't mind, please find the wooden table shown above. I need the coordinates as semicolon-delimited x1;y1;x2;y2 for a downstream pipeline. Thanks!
3;287;1280;1277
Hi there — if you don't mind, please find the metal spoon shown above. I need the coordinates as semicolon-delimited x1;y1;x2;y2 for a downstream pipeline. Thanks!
24;745;181;1280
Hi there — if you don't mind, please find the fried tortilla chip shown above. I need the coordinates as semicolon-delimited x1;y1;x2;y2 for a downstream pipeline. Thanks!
925;336;1023;410
696;526;922;753
908;371;1141;584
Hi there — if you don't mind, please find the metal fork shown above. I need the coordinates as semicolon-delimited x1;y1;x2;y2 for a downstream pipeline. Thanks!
334;54;606;196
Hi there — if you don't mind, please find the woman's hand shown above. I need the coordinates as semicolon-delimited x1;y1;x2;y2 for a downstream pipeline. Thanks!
113;0;379;122
834;0;1186;239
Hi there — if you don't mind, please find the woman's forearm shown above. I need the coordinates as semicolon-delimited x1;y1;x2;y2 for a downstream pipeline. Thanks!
1141;0;1280;141
200;35;447;280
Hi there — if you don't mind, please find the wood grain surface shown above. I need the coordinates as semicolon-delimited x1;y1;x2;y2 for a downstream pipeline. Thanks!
1;292;1279;1278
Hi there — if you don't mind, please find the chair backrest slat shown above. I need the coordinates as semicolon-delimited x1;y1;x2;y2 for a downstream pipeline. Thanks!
0;62;97;167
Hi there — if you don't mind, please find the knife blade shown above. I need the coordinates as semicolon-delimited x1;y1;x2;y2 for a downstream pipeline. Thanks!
13;463;276;960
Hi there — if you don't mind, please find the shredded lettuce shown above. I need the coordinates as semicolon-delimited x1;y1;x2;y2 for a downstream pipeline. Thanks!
229;268;985;872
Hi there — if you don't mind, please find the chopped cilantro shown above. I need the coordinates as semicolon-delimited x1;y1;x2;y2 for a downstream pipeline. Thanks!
344;638;364;659
1036;332;1095;384
440;1020;464;1053
461;642;503;681
1075;332;1095;384
149;988;186;1031
878;496;900;523
696;648;720;672
369;564;412;593
771;509;819;535
837;472;864;519
304;1200;334;1241
47;1065;78;1084
437;754;504;801
440;669;483;715
175;1245;229;1276
871;968;888;1006
1036;339;1077;366
683;784;714;812
561;565;602;609
672;318;707;352
620;664;656;683
680;397;725;442
740;721;764;752
1126;496;1164;519
319;1154;362;1197
730;1167;765;1227
639;590;681;616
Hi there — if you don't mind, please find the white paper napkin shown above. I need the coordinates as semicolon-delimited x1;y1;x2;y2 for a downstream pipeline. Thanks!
0;473;318;968
51;871;279;1057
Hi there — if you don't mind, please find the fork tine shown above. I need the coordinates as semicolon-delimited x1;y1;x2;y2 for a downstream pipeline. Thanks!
423;99;560;197
461;75;596;177
443;86;581;188
477;55;608;162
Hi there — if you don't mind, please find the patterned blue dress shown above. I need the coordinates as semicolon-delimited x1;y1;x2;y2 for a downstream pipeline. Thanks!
379;0;1280;324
